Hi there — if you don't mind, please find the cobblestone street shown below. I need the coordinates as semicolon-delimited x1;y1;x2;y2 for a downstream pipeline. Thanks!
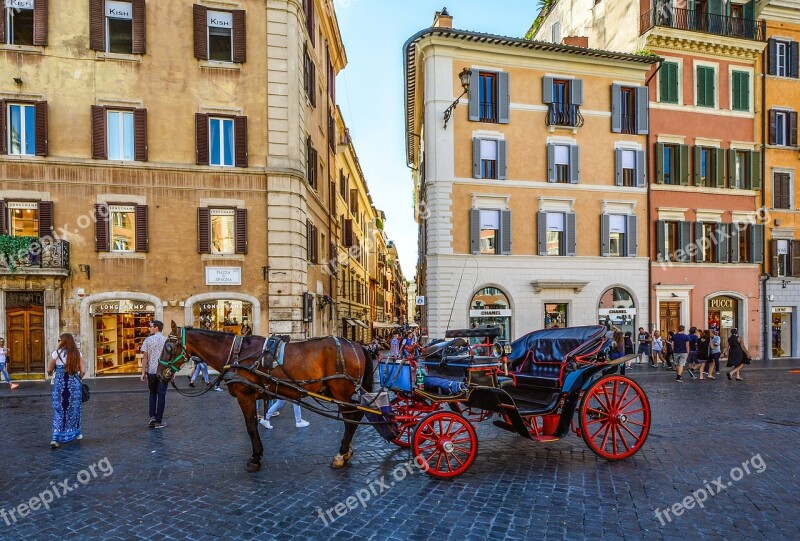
2;365;799;540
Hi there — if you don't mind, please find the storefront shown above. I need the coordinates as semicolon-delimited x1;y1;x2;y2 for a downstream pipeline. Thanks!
598;287;636;336
771;307;792;358
90;300;156;376
544;303;568;328
193;299;253;335
469;287;511;340
707;296;739;345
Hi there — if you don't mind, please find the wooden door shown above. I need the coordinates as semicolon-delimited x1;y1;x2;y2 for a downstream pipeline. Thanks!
6;307;45;374
659;302;681;334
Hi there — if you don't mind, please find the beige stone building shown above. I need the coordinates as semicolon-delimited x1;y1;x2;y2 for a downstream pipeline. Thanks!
0;0;346;378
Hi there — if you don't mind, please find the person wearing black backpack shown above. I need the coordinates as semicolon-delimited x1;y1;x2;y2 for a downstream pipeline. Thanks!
697;330;711;380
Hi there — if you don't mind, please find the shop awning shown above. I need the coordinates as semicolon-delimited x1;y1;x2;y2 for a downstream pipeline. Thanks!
355;319;370;329
372;322;396;329
344;319;356;326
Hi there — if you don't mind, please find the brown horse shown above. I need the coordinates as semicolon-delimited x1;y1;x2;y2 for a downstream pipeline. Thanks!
157;321;374;473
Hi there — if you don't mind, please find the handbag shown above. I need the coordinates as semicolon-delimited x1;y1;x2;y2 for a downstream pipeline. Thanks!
81;382;90;403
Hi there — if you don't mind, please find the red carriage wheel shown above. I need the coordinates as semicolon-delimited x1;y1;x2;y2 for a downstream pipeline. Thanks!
389;395;438;448
412;411;478;478
579;376;651;460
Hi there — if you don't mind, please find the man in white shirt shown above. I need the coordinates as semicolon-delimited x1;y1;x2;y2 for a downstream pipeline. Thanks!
140;321;168;429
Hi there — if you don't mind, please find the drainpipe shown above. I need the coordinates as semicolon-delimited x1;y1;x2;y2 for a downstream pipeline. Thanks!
645;58;665;333
761;41;768;360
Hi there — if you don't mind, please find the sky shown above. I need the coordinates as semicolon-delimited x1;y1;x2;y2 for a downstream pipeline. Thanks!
335;0;539;280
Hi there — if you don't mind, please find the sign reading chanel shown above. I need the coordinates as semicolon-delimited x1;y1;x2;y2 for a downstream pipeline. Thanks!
5;0;34;10
105;1;132;19
207;11;233;28
469;309;512;317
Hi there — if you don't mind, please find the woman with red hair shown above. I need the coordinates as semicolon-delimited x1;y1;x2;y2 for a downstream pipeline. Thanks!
46;333;85;448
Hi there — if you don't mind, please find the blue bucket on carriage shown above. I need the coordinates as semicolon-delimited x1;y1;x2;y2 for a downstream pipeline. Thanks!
361;391;400;442
378;359;413;392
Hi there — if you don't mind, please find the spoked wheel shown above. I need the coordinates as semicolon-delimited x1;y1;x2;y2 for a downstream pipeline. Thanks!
389;395;438;448
412;411;478;478
580;376;651;460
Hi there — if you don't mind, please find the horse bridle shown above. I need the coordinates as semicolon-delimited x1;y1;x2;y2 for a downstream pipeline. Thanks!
159;327;187;381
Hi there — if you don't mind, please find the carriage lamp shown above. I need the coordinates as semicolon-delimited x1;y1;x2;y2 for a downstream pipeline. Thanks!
443;67;472;129
503;345;512;355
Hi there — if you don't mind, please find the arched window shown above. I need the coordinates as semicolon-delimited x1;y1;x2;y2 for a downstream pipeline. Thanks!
469;287;511;340
598;287;636;336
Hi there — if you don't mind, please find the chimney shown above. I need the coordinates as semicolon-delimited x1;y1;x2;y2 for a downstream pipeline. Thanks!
562;36;589;48
433;7;453;28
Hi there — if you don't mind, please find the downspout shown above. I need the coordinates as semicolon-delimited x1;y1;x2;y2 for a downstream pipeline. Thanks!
761;41;768;360
645;58;665;333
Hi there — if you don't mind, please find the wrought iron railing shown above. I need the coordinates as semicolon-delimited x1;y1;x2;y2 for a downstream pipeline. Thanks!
546;103;585;128
640;7;766;41
0;237;70;271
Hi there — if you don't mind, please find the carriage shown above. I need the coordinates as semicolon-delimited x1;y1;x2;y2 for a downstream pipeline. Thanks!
377;325;651;478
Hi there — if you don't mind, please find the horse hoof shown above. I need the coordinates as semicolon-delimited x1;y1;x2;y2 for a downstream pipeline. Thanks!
331;455;346;469
343;451;353;462
245;460;261;473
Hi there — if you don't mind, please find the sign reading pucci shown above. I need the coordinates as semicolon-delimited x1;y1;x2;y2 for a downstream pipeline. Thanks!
205;267;242;285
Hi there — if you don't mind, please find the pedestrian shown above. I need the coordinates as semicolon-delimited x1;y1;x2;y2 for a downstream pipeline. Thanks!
0;338;19;389
47;333;84;448
672;325;690;382
189;356;209;387
609;330;625;360
140;320;169;428
636;327;652;365
705;329;721;379
664;330;675;369
389;331;401;359
697;330;711;380
401;331;416;358
623;332;635;369
686;326;699;379
723;328;751;381
241;318;253;336
259;399;309;429
651;330;664;368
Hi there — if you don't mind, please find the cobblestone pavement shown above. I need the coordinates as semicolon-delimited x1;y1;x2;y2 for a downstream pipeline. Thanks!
2;364;800;540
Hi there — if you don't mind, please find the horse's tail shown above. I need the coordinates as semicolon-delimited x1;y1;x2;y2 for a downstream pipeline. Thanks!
359;345;375;394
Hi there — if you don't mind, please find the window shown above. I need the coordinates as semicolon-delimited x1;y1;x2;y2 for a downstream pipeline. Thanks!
554;145;569;183
5;202;38;236
307;220;319;263
769;38;799;78
608;215;626;257
774;172;791;209
339;170;349;201
306;136;318;188
479;72;497;122
694;147;717;187
697;66;715;108
662;144;676;184
546;212;564;256
192;5;244;62
302;0;315;46
544;303;567;328
731;71;750;112
7;103;35;156
208;11;232;61
732;150;747;189
545;78;583;127
612;85;648;134
620;87;636;134
621;150;636;187
480;139;497;179
776;40;788;77
660;62;679;104
661;221;679;262
109;205;136;252
776;240;789;277
738;224;751;263
776;110;788;146
479;210;499;255
107;110;134;160
697;223;718;263
551;21;560;44
3;1;34;45
106;1;133;54
770;110;798;147
304;45;316;106
209;117;234;166
473;138;507;180
210;209;235;254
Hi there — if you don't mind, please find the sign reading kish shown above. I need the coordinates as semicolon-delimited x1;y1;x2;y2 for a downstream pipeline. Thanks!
208;11;233;28
105;0;132;19
5;0;34;10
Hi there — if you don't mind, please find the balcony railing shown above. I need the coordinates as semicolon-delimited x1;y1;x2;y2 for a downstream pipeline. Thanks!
0;236;70;272
546;103;585;128
640;7;766;41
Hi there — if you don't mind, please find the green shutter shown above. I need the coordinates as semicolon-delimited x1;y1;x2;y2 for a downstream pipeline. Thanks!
697;66;715;107
661;63;679;104
679;144;690;185
732;71;750;112
697;67;704;106
656;143;665;184
750;150;762;190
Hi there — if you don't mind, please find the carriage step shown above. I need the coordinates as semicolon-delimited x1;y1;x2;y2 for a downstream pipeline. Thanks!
532;435;560;443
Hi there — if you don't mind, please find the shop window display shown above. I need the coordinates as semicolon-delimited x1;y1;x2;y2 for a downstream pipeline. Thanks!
194;300;253;335
92;301;155;376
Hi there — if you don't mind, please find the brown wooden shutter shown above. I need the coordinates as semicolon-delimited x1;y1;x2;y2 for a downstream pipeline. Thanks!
234;115;248;167
91;105;107;159
232;10;246;63
33;0;48;46
0;201;7;236
235;208;247;254
134;204;148;252
132;0;147;54
95;204;109;252
89;0;105;51
134;108;148;161
35;101;48;156
792;241;800;278
0;100;6;155
0;6;5;44
791;112;799;147
193;4;208;60
195;113;209;165
197;208;210;253
769;109;777;145
38;201;53;238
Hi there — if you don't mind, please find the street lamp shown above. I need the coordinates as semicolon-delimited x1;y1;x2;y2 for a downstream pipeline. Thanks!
443;67;472;130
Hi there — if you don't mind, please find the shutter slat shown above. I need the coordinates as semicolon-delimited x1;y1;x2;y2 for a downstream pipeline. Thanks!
35;101;47;156
232;10;246;63
566;213;577;256
627;214;638;257
771;239;779;277
694;222;704;262
193;4;208;60
497;140;508;180
571;79;583;106
235;208;247;254
694;146;702;185
134;108;148;162
0;4;4;44
500;210;512;255
0;100;5;155
792;240;800;277
472;138;481;178
791;41;800;79
547;143;556;182
636;86;649;134
89;0;104;51
611;84;621;133
33;0;48;46
537;212;547;256
91;105;106;160
195;113;209;165
790;111;798;147
468;70;480;121
569;145;580;184
636;150;646;188
132;0;146;54
235;115;248;167
95;204;109;252
730;224;740;263
614;149;623;186
197;208;210;254
38;201;53;238
769;109;777;145
750;151;762;190
718;223;729;263
728;149;737;188
135;204;148;252
768;39;777;76
656;220;665;261
752;224;765;264
715;148;725;188
679;221;692;262
679;144;690;185
600;215;610;257
543;76;554;104
497;72;510;124
656;143;665;184
0;201;6;236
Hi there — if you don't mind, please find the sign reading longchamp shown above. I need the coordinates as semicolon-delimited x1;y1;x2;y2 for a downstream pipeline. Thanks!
205;267;242;285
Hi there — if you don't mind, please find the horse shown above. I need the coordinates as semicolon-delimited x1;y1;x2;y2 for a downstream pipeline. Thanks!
157;321;374;473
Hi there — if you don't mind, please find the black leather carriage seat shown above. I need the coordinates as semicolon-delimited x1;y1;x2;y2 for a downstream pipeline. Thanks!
421;337;468;358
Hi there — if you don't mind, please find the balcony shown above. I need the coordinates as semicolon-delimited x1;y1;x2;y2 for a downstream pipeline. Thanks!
0;236;70;274
546;103;584;129
640;7;766;41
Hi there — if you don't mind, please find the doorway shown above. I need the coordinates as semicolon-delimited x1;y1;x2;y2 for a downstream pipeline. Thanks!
659;302;681;333
6;305;45;375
